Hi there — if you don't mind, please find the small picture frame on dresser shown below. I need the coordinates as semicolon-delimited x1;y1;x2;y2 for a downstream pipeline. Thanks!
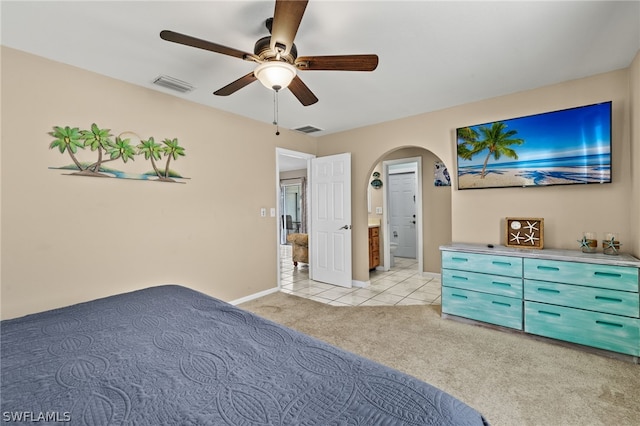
505;217;544;249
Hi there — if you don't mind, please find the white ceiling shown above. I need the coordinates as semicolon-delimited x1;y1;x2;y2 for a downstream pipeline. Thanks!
2;0;639;142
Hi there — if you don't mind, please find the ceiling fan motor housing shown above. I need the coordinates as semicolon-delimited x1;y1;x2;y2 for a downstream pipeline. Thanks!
254;36;297;63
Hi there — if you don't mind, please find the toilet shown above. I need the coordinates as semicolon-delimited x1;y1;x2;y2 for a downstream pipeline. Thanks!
389;242;398;267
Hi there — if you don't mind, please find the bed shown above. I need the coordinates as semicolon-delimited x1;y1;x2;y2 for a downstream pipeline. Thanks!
1;285;488;425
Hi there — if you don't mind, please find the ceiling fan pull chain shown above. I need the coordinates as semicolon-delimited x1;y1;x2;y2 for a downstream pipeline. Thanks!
273;89;280;136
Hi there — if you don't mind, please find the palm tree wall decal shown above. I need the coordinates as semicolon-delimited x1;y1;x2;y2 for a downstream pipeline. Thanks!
160;138;185;182
106;136;137;164
457;122;524;178
49;123;188;183
80;123;114;173
137;137;164;178
49;126;86;172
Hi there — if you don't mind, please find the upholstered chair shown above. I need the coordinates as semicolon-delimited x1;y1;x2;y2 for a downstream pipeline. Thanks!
286;233;308;266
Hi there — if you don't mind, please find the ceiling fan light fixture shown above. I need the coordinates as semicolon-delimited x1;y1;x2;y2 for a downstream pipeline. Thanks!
254;61;297;91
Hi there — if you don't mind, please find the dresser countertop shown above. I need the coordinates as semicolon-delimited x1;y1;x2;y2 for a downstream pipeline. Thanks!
440;243;640;268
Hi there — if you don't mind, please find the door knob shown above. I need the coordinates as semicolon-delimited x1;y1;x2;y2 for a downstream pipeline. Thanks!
339;225;352;230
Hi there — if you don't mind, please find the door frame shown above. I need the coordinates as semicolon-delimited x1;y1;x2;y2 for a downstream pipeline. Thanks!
382;157;423;273
275;148;315;289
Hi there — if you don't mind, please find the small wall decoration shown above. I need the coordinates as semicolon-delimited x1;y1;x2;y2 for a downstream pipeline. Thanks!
48;123;189;184
505;217;544;249
434;161;451;186
370;172;383;189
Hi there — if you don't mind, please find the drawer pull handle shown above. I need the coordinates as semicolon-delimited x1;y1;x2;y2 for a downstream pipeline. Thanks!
451;294;468;299
492;301;511;307
537;266;560;272
595;320;623;328
451;257;468;262
538;310;561;317
451;275;469;281
537;288;560;294
594;271;622;278
492;261;512;267
492;281;512;288
595;296;623;303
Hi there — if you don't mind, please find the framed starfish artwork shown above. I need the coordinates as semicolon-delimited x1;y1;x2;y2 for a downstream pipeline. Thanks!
505;217;544;249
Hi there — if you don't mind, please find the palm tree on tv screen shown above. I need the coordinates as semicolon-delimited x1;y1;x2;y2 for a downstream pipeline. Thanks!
457;122;524;178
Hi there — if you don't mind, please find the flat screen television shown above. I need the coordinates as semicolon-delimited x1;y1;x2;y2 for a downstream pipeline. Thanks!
455;101;612;190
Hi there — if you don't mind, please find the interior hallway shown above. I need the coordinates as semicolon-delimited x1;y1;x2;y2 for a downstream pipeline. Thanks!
279;244;442;306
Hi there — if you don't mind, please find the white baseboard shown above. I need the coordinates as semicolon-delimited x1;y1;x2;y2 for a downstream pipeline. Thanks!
352;279;370;288
229;287;280;305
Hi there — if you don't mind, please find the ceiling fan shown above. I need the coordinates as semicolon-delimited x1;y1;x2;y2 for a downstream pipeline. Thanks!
160;0;378;106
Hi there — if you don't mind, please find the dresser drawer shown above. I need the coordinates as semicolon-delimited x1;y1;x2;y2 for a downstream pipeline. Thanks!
524;259;638;292
443;269;522;298
524;280;639;318
525;301;640;356
442;287;522;330
442;251;522;277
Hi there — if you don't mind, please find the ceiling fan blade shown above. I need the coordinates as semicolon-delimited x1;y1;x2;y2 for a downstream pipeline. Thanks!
214;72;258;96
270;0;308;56
160;30;256;61
296;55;379;71
288;76;318;106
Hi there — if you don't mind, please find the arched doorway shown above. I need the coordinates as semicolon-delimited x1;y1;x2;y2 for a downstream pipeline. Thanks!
367;147;452;277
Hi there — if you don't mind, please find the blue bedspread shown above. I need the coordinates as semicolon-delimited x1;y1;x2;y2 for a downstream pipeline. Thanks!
1;285;488;425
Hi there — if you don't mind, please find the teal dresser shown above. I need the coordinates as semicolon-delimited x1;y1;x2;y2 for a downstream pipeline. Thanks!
441;251;523;330
441;243;640;359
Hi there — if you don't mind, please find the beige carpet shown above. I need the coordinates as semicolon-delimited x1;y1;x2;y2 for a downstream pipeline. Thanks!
240;292;640;426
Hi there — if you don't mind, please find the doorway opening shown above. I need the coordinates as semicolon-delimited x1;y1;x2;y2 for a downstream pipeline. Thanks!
387;164;418;261
276;148;314;289
280;182;303;244
367;147;452;281
365;148;450;306
383;157;423;274
276;149;355;290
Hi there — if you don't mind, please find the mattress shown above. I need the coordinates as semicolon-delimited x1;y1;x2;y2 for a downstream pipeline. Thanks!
1;285;488;425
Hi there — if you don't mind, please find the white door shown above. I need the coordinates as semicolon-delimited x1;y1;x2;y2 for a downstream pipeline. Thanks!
389;172;417;258
310;153;352;287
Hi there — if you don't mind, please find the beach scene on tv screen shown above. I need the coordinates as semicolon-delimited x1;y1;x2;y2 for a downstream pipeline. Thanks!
456;102;611;189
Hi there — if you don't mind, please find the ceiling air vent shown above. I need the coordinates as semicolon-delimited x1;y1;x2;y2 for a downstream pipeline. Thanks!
153;75;194;93
293;125;323;134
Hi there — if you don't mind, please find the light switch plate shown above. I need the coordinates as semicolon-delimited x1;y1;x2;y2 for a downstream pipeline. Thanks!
260;208;266;217
376;207;383;214
270;208;276;217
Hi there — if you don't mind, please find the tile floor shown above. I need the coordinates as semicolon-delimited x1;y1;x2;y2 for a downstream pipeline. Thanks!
279;244;442;306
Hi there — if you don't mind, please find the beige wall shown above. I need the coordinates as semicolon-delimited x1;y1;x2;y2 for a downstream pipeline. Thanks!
0;47;316;319
318;66;637;283
630;51;640;256
280;169;307;181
